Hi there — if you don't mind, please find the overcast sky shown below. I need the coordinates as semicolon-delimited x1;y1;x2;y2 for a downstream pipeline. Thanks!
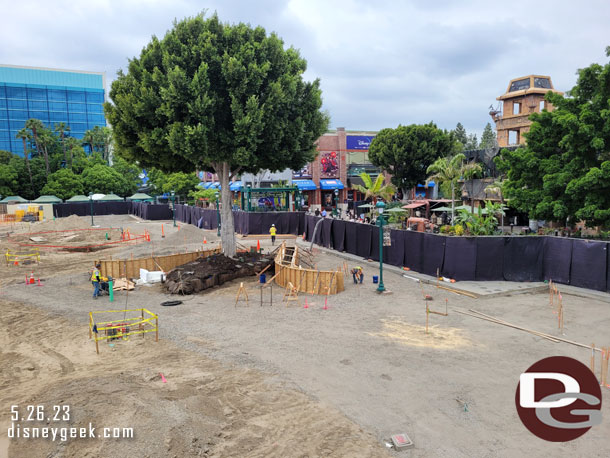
1;1;608;137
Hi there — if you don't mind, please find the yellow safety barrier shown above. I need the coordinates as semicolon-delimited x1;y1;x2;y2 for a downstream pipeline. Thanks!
5;249;41;265
89;308;158;354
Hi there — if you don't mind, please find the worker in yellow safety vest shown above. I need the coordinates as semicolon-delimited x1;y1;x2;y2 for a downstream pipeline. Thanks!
269;224;277;245
91;263;108;299
351;266;364;284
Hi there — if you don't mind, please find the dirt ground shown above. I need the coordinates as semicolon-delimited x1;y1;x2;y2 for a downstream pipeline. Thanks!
1;214;610;457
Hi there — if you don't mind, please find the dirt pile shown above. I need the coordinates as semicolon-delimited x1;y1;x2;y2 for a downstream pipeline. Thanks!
165;252;274;294
30;214;92;231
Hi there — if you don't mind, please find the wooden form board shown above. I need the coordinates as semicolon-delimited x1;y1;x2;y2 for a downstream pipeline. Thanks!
273;243;344;295
98;247;221;279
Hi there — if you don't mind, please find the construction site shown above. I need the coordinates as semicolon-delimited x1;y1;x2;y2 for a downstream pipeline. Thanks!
1;213;609;457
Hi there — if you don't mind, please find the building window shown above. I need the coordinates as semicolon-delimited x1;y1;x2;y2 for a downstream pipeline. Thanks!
539;100;545;111
508;130;519;145
513;102;521;115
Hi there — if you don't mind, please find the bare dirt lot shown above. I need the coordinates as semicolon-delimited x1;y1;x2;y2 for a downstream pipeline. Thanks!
1;214;610;457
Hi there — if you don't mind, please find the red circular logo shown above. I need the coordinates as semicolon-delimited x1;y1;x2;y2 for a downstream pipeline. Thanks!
515;356;602;442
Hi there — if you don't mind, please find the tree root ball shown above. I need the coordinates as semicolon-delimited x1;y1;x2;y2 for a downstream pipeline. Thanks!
164;252;274;295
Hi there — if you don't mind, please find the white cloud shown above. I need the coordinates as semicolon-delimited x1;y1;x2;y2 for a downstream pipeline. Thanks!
1;0;608;138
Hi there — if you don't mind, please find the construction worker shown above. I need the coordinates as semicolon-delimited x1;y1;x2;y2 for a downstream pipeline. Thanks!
269;224;277;245
91;263;108;299
351;266;364;284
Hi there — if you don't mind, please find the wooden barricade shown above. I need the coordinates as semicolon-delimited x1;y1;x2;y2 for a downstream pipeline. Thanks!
273;243;344;295
97;246;221;279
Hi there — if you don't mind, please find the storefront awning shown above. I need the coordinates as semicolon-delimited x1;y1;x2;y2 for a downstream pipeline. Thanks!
293;179;317;191
319;179;345;190
417;181;435;187
230;181;242;191
209;182;220;189
403;202;427;209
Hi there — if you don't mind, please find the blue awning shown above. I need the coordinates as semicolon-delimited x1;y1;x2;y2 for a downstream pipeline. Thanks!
293;179;317;191
201;182;213;189
230;181;242;191
417;181;435;188
319;179;345;190
209;182;220;189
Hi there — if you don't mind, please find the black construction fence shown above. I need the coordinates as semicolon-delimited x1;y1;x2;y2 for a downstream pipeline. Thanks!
303;215;610;293
50;203;610;293
53;202;306;236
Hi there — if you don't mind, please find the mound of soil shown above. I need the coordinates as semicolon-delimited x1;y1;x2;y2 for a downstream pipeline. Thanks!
165;252;274;295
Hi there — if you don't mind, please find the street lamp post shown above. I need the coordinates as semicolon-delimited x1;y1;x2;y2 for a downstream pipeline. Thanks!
88;192;94;226
334;188;340;218
215;191;221;236
170;191;176;227
375;200;386;292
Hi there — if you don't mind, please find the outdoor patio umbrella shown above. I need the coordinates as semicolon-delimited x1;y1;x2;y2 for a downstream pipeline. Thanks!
387;207;407;212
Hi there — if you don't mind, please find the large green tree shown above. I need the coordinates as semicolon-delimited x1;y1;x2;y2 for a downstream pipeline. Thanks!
497;47;610;227
41;169;84;200
162;172;200;199
82;164;135;196
367;123;454;200
105;13;328;256
453;122;468;148
0;163;18;197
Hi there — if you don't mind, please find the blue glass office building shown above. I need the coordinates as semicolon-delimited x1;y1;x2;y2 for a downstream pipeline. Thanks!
0;65;107;155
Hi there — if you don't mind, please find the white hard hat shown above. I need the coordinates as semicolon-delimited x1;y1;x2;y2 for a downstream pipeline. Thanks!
272;224;275;226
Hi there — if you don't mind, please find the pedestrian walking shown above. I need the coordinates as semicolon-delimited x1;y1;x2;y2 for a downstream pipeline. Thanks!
269;223;277;245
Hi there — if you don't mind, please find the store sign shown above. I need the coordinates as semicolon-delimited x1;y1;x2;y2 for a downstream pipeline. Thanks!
346;135;375;150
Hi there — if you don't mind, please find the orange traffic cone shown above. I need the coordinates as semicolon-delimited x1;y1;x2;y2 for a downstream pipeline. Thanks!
203;237;207;244
29;271;35;284
14;260;19;266
257;240;261;252
161;224;165;238
323;297;328;310
304;298;309;309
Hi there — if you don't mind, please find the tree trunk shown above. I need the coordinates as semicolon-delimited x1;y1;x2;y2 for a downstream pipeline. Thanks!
217;162;236;257
470;180;475;214
61;133;67;165
43;145;50;176
451;183;455;223
22;138;33;186
401;187;409;203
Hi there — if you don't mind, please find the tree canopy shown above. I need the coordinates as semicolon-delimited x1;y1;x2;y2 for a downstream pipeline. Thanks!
367;123;454;197
105;13;329;256
41;169;84;200
496;47;610;227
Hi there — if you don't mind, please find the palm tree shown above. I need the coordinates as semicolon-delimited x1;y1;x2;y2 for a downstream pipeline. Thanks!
37;130;54;177
463;162;483;214
16;128;33;186
54;122;70;165
25;118;49;176
99;126;113;164
352;172;395;204
426;153;481;223
82;129;95;155
65;137;80;167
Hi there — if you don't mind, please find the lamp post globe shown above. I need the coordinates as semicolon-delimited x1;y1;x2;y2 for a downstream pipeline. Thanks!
375;200;386;292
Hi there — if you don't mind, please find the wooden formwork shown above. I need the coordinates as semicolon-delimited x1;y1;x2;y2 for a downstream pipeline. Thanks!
274;243;344;295
97;246;221;279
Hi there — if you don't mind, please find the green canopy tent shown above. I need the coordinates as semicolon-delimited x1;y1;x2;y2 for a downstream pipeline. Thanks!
66;195;91;202
32;195;63;204
386;207;407;213
127;193;154;202
0;196;28;204
98;193;124;202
